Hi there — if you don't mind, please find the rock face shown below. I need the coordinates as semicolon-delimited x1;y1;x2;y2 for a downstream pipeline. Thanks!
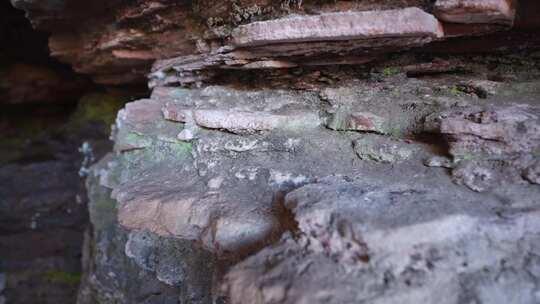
8;1;540;304
225;175;540;304
10;0;199;85
11;0;540;85
0;63;90;104
0;0;91;104
83;53;540;303
425;103;540;191
434;0;515;25
77;169;215;304
231;8;443;46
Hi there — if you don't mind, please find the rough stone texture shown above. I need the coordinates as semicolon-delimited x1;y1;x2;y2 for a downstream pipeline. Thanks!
426;103;540;191
231;8;443;46
7;1;540;303
353;135;420;163
434;0;515;25
10;0;538;87
77;168;215;304
224;175;540;304
83;48;540;302
149;6;446;87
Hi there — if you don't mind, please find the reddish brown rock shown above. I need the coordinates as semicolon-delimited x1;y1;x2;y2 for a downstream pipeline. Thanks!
434;0;515;25
0;63;89;104
113;170;283;257
327;111;389;134
11;0;200;85
13;0;535;86
231;8;443;47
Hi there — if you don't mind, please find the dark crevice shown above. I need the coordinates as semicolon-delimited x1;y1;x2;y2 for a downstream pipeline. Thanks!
0;3;147;304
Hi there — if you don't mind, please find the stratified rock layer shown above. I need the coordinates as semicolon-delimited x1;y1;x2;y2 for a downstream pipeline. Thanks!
12;0;540;85
83;49;540;302
231;8;443;46
9;0;538;303
434;0;515;25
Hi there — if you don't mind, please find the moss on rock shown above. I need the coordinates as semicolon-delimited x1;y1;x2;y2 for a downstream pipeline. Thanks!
69;93;130;131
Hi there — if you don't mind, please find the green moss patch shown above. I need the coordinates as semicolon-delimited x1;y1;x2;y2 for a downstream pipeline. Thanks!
68;93;129;130
44;271;81;286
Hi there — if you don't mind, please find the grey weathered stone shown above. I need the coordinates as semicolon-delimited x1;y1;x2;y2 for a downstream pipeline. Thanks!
430;103;540;190
81;50;540;304
353;135;417;163
7;0;540;303
223;175;540;304
328;111;389;134
523;161;540;185
125;230;214;287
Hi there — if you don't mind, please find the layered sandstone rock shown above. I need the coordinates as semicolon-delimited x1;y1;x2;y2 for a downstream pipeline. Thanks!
434;0;515;25
8;1;540;304
12;0;539;85
231;8;443;46
10;0;199;85
0;63;89;104
0;0;90;104
81;49;540;303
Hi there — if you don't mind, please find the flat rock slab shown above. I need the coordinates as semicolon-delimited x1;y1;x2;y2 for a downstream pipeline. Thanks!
113;169;282;257
232;7;443;47
434;0;515;25
163;106;321;134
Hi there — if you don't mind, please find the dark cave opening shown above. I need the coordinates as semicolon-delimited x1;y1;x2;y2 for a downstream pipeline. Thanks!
0;3;147;303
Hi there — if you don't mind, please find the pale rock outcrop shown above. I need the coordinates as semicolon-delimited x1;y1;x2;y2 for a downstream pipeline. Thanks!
11;0;539;85
163;106;321;134
224;175;540;304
